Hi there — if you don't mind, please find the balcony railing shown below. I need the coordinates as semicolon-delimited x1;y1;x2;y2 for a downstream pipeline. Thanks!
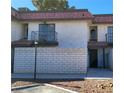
89;33;113;44
31;31;58;42
106;33;113;43
89;36;97;41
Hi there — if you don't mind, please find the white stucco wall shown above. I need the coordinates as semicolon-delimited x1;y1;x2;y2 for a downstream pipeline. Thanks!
28;20;89;48
97;24;113;42
11;21;24;41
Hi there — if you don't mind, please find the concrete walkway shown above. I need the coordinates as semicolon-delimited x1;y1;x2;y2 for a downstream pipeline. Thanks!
12;69;112;79
86;68;113;79
12;84;77;93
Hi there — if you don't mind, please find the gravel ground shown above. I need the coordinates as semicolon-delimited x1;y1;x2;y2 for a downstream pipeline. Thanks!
50;79;113;93
12;79;113;93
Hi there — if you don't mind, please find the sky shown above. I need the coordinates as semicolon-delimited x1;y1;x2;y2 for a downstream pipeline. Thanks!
11;0;113;14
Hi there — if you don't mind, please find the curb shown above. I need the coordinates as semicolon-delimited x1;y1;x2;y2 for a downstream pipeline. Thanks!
85;77;113;80
11;84;40;91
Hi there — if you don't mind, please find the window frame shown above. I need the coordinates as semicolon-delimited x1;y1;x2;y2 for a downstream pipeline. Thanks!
39;24;55;32
39;24;56;41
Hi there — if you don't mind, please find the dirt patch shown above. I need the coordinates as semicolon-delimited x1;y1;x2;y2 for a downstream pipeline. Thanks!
12;80;35;87
50;79;113;93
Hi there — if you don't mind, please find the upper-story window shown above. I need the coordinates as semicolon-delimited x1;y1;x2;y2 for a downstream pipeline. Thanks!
106;26;113;43
107;26;113;34
39;24;55;32
39;24;56;42
90;26;97;41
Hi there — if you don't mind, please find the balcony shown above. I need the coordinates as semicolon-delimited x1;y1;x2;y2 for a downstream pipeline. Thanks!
88;33;113;48
89;37;97;42
31;31;58;45
12;31;58;47
31;31;57;41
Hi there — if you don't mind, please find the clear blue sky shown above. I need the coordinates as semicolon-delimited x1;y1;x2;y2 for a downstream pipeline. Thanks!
11;0;113;14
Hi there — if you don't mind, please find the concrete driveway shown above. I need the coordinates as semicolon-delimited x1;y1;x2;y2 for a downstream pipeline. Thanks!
12;84;77;93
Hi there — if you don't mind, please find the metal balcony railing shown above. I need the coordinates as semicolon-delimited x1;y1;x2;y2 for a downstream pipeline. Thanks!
89;36;97;41
106;33;113;43
31;31;57;42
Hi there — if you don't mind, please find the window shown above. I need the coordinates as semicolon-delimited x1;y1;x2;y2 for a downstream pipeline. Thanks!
107;26;113;34
91;30;97;39
90;26;97;41
39;24;55;32
39;24;56;41
107;26;113;43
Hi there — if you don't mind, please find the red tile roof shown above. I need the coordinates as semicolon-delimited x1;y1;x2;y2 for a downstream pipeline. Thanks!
11;7;20;20
11;7;113;24
19;10;93;21
93;14;113;24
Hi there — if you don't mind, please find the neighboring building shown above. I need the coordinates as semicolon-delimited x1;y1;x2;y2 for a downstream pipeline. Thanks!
11;7;113;74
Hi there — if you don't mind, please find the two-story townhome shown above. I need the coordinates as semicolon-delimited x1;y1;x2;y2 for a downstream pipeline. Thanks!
11;7;113;74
